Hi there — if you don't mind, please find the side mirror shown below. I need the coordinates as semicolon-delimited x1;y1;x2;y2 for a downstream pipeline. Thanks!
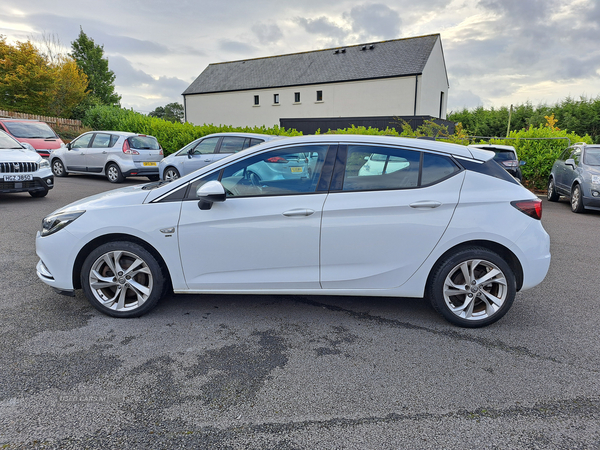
66;142;72;150
187;148;194;159
196;180;226;210
519;161;526;166
565;158;576;168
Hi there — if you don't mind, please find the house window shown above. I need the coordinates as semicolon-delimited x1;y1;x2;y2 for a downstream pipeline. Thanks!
439;92;444;118
294;92;301;103
273;94;279;104
254;95;260;106
316;90;323;102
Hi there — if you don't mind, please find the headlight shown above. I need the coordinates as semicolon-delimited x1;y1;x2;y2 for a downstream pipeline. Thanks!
41;211;85;237
40;159;50;169
592;175;600;185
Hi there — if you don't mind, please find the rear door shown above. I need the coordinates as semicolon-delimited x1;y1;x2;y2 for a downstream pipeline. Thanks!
86;133;114;173
320;144;463;290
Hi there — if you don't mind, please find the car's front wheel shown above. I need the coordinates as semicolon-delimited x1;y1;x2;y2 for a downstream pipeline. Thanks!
547;177;559;201
164;167;180;181
147;175;160;182
428;247;516;328
81;241;166;318
29;189;48;198
51;159;67;177
570;184;585;213
106;163;125;183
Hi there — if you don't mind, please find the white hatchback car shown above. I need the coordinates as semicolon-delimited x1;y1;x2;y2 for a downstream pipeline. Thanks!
50;131;163;183
36;135;551;327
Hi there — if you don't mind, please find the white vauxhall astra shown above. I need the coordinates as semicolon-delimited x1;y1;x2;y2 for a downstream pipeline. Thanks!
36;135;550;327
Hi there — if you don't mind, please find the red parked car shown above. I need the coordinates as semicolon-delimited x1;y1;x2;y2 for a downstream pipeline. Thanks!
0;118;65;158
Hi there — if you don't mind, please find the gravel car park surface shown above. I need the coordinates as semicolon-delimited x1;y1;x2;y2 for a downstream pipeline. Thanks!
1;177;599;449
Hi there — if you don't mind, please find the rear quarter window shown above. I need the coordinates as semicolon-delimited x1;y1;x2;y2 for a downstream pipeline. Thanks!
421;153;461;186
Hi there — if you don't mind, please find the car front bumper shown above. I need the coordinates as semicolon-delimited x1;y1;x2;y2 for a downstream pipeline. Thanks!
0;175;54;193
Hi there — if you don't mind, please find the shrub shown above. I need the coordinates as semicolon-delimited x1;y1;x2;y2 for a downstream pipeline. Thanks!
82;106;302;155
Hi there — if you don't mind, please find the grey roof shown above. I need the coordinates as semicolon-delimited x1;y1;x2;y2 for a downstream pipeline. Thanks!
183;34;441;95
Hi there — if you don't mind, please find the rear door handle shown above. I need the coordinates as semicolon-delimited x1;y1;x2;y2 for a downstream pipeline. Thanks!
409;201;442;209
283;209;315;217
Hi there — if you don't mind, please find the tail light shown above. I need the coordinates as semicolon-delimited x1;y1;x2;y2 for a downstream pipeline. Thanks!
511;198;542;220
266;156;288;163
502;160;519;168
122;139;139;155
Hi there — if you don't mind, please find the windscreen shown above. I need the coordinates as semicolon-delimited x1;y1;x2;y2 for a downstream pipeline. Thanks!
0;132;23;149
3;121;57;139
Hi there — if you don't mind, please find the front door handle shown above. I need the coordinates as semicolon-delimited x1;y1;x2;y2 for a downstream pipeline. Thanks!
283;209;315;217
409;201;442;209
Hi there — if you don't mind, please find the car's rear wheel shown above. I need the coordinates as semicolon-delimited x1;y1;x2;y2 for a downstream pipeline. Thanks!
570;184;586;213
106;163;125;183
81;241;165;318
29;189;48;198
164;167;180;181
547;177;559;201
51;159;67;177
428;247;516;328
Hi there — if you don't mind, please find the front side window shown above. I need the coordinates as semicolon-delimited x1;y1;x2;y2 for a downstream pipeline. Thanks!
192;137;220;155
343;146;420;191
71;134;94;149
219;145;329;197
571;148;582;165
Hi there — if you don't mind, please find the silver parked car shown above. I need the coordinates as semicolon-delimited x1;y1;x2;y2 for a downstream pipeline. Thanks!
547;143;600;213
50;131;163;183
159;133;280;180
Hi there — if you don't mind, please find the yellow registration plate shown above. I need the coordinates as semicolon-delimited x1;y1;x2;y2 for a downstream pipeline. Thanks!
290;167;303;173
143;162;157;166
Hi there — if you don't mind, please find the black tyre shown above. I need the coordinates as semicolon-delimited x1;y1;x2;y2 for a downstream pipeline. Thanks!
570;184;585;213
29;189;48;198
147;175;160;182
164;167;180;181
547;177;559;202
428;247;516;328
106;163;125;183
51;159;68;177
81;241;166;318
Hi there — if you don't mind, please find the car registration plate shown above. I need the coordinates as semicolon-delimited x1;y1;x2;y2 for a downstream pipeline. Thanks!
142;162;157;167
4;174;33;182
290;167;303;173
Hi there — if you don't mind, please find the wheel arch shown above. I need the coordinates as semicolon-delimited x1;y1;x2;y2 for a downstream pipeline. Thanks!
426;240;524;292
72;233;173;291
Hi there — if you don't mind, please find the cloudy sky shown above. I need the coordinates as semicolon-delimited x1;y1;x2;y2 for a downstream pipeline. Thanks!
1;0;599;115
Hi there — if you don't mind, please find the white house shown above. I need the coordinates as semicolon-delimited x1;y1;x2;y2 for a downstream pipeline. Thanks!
182;34;449;131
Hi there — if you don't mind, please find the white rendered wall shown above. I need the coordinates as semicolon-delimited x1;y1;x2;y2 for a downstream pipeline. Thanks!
418;38;449;119
185;76;421;128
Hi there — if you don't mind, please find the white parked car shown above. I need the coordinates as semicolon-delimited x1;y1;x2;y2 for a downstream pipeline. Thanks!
50;131;163;183
0;130;54;197
159;133;280;180
36;135;551;327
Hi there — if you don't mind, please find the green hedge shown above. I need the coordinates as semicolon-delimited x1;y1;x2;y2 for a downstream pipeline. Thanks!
82;106;302;155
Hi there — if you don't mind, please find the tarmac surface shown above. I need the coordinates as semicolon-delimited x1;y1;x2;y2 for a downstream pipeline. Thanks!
0;174;598;449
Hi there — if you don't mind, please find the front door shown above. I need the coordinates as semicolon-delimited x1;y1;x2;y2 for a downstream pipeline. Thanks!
177;144;332;291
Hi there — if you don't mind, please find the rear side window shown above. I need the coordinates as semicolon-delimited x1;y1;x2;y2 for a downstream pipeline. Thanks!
91;133;112;148
249;138;264;147
219;137;247;153
342;145;420;191
421;153;461;186
128;136;160;150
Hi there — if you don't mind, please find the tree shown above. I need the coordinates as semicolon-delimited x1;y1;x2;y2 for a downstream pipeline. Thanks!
148;102;184;123
0;35;54;114
70;27;120;107
47;57;89;118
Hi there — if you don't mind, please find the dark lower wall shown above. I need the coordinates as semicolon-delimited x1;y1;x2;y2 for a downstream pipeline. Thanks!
280;115;456;135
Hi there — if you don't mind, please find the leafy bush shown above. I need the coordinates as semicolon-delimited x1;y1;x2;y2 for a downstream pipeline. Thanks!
82;106;302;155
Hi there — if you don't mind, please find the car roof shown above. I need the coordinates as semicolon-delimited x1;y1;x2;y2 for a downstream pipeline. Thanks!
0;118;50;124
199;132;280;140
